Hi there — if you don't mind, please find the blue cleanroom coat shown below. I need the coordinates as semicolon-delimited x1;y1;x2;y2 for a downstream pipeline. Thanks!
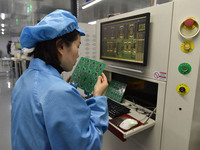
11;58;109;150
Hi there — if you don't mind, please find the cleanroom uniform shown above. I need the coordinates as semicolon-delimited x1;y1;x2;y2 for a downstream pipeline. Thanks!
11;58;109;150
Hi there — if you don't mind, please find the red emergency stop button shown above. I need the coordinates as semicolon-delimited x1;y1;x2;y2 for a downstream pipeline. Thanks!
179;17;200;38
184;18;194;27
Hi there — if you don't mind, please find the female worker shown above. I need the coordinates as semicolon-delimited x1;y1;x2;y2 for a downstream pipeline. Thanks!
11;9;109;150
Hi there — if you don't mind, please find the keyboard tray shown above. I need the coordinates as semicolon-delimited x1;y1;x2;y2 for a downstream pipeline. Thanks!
108;99;156;141
108;98;130;118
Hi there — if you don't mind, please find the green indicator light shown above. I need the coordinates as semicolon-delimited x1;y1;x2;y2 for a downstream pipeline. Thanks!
30;5;32;12
178;63;192;75
181;65;188;72
16;18;18;25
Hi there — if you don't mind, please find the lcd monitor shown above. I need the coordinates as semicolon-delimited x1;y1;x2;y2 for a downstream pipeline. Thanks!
100;13;150;66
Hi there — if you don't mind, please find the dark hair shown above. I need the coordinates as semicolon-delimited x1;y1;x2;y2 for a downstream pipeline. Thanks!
28;30;80;73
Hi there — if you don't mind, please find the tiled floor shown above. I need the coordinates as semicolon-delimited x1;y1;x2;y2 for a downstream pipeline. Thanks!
0;64;15;150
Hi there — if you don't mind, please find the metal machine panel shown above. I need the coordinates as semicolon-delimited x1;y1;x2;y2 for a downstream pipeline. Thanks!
96;2;173;82
161;0;200;150
97;2;174;150
96;0;200;150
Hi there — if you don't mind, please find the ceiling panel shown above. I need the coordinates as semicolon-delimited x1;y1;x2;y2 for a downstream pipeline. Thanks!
0;0;71;36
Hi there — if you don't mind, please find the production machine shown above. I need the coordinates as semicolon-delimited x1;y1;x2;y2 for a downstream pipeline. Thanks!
94;0;200;149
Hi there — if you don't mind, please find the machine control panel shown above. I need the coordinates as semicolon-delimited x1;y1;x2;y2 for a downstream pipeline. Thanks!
177;17;199;95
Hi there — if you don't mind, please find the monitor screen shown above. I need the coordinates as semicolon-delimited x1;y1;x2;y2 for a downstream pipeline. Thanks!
112;73;158;112
15;42;22;50
100;13;150;66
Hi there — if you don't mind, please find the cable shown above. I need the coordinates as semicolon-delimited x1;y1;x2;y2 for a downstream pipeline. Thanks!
143;108;156;125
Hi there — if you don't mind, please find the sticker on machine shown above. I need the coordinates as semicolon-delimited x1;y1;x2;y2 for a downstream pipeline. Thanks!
153;71;167;81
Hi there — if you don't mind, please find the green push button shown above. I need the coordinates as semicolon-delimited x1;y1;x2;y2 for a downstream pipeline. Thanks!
178;63;191;74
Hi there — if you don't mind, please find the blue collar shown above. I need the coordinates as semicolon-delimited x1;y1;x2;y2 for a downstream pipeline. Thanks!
28;58;63;79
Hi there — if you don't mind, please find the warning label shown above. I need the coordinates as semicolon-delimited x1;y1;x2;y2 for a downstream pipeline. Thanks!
153;71;167;81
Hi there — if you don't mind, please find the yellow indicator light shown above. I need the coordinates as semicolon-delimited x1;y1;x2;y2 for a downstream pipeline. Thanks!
181;40;194;53
184;43;191;50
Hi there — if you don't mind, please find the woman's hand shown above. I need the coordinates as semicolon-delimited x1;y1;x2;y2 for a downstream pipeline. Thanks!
93;73;108;96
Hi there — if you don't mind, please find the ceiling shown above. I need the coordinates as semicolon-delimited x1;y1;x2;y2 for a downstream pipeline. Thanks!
0;0;171;36
0;0;71;36
78;0;171;23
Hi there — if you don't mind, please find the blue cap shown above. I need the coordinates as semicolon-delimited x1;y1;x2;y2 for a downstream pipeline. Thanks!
20;9;85;48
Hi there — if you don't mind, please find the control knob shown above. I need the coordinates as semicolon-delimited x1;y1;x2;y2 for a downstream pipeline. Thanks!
179;87;186;93
176;84;189;95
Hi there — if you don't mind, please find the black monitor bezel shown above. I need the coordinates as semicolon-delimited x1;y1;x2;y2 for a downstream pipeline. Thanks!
100;12;150;66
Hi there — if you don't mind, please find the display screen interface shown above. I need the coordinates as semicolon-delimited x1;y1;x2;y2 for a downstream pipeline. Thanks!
100;13;150;66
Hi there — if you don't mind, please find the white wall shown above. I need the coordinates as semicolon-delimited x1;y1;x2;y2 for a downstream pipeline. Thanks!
0;35;11;57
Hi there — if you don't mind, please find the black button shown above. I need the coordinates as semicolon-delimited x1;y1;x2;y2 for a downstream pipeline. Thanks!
179;87;186;93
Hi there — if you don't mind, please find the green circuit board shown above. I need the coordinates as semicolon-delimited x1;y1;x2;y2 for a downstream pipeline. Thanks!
69;57;106;94
105;80;127;103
